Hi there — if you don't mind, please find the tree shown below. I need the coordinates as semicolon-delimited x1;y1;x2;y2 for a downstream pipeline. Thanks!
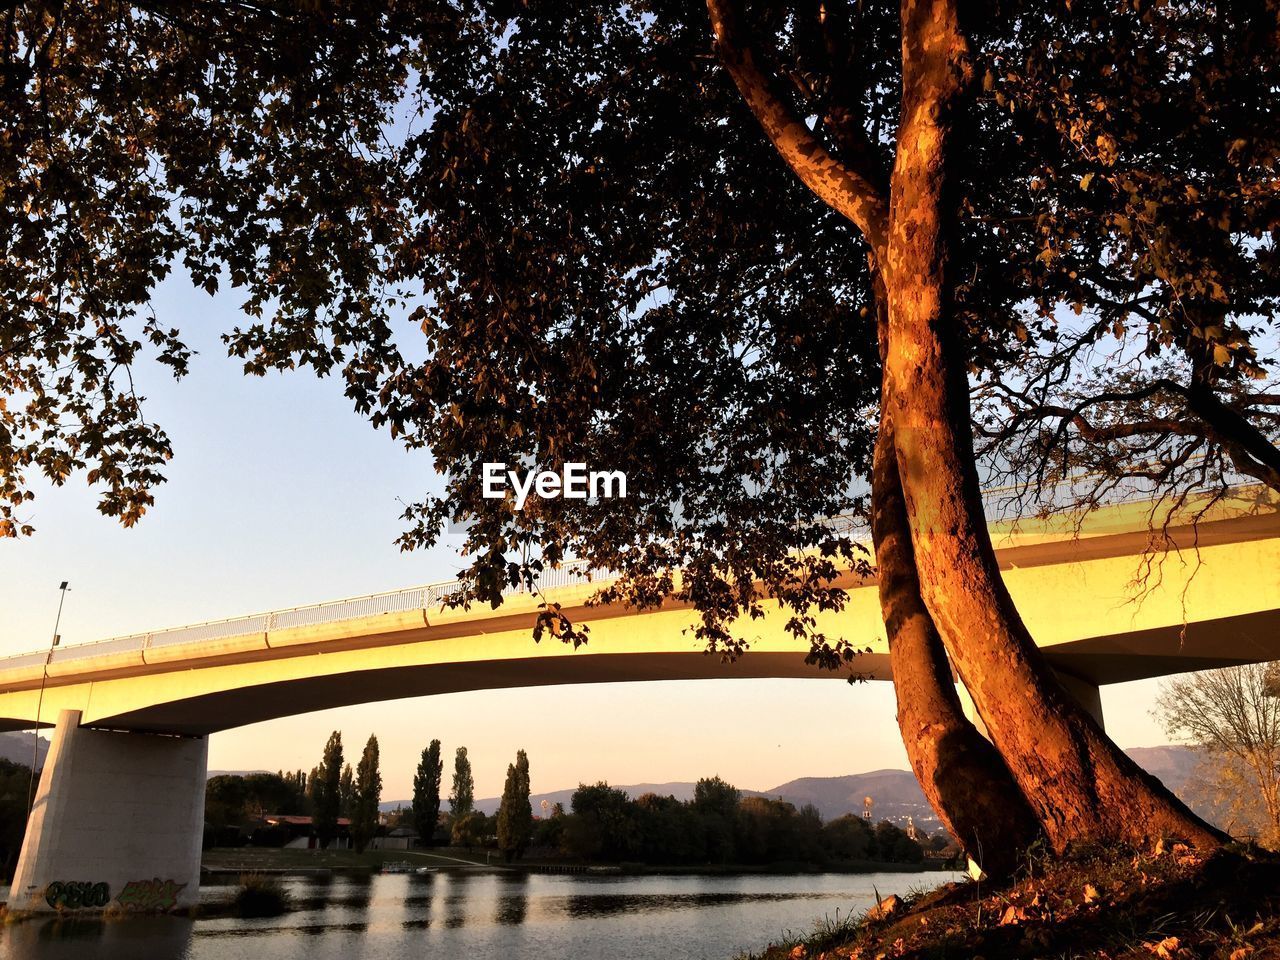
971;5;1280;502
412;739;444;845
351;735;382;854
496;750;534;862
6;0;1248;867
0;0;1003;867
204;775;250;831
0;2;420;537
451;811;485;850
569;783;638;862
339;763;356;820
693;776;740;818
312;731;344;849
449;747;474;825
1157;665;1280;848
823;815;873;862
0;757;32;881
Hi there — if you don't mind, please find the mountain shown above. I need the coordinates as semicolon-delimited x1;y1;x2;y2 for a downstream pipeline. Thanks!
380;745;1205;834
1125;745;1201;795
759;769;940;828
0;730;50;769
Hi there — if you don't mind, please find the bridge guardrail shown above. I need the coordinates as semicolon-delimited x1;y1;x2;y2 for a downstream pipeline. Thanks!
2;475;1266;671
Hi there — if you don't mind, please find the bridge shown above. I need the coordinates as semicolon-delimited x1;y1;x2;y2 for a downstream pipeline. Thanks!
3;483;1278;913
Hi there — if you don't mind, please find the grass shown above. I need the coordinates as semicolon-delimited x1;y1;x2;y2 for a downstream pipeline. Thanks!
228;873;292;918
734;843;1280;959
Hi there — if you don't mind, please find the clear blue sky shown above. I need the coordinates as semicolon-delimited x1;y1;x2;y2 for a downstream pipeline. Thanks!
1;272;1172;802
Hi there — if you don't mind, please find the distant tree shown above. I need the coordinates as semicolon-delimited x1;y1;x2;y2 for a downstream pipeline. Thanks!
634;793;703;865
351;735;382;854
693;776;740;863
1157;664;1280;847
736;796;798;864
496;749;534;862
823;815;873;862
265;770;308;815
872;820;922;864
204;775;250;830
0;757;31;881
449;747;474;823
239;772;306;817
312;731;344;849
693;776;741;818
569;783;637;862
451;810;485;850
412;740;444;845
795;803;825;863
339;763;356;819
386;806;414;830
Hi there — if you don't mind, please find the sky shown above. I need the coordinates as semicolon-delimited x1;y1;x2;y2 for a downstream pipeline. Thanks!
1;273;1177;803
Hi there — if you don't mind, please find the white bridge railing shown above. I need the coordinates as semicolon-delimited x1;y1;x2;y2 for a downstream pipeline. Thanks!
1;474;1265;672
0;559;606;671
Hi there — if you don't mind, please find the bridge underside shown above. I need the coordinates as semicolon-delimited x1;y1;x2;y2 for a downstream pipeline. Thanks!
0;502;1275;737
0;603;1274;737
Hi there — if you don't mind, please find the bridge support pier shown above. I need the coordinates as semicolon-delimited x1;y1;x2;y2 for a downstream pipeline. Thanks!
958;671;1105;739
9;709;207;913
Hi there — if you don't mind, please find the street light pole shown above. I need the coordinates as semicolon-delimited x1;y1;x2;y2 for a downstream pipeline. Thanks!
27;581;69;812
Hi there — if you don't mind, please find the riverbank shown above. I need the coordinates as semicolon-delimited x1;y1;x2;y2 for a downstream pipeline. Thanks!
736;844;1280;960
201;846;505;875
201;846;941;878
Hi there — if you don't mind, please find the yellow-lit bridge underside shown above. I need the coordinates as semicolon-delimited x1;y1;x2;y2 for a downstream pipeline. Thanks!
1;491;1277;736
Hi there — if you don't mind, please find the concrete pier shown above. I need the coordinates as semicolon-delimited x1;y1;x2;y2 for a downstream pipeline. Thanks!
9;709;207;913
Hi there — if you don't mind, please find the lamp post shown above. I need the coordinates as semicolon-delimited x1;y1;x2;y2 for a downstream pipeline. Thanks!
27;581;69;812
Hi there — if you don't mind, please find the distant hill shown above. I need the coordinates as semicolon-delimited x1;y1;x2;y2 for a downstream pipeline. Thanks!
0;730;49;770
758;769;940;828
1125;745;1201;795
381;745;1206;834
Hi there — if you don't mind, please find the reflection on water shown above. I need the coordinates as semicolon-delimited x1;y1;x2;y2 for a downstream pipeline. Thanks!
1;869;956;960
494;874;528;925
1;914;195;960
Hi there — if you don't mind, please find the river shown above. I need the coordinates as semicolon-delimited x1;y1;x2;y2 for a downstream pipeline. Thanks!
1;869;955;960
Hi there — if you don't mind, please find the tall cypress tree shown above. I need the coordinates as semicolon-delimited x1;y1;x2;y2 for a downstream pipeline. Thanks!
351;735;382;854
339;763;355;819
496;749;533;862
449;746;474;822
513;750;533;858
412;739;443;845
313;731;344;849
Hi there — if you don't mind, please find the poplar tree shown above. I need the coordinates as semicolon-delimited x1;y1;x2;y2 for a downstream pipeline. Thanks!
496;749;533;861
449;747;474;823
351;735;382;854
412;739;444;845
313;731;344;849
339;763;355;819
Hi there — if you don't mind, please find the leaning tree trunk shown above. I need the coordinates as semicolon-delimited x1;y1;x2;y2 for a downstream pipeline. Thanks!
874;400;1040;876
706;0;1038;868
882;0;1224;852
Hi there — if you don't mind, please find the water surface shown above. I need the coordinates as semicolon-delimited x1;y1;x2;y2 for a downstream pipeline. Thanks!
1;869;955;960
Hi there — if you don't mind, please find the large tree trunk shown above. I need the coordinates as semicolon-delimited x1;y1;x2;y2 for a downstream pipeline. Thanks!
875;403;1040;876
706;0;1038;868
882;0;1223;851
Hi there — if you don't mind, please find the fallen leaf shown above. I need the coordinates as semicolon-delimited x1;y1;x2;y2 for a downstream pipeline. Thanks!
999;905;1027;926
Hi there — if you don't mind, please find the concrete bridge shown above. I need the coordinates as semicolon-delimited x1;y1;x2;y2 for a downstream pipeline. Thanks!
3;484;1278;912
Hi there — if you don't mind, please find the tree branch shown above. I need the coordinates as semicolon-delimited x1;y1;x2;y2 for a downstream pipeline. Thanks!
706;0;889;258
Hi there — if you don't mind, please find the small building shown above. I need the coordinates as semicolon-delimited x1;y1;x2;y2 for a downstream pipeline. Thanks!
259;814;353;849
373;826;419;851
